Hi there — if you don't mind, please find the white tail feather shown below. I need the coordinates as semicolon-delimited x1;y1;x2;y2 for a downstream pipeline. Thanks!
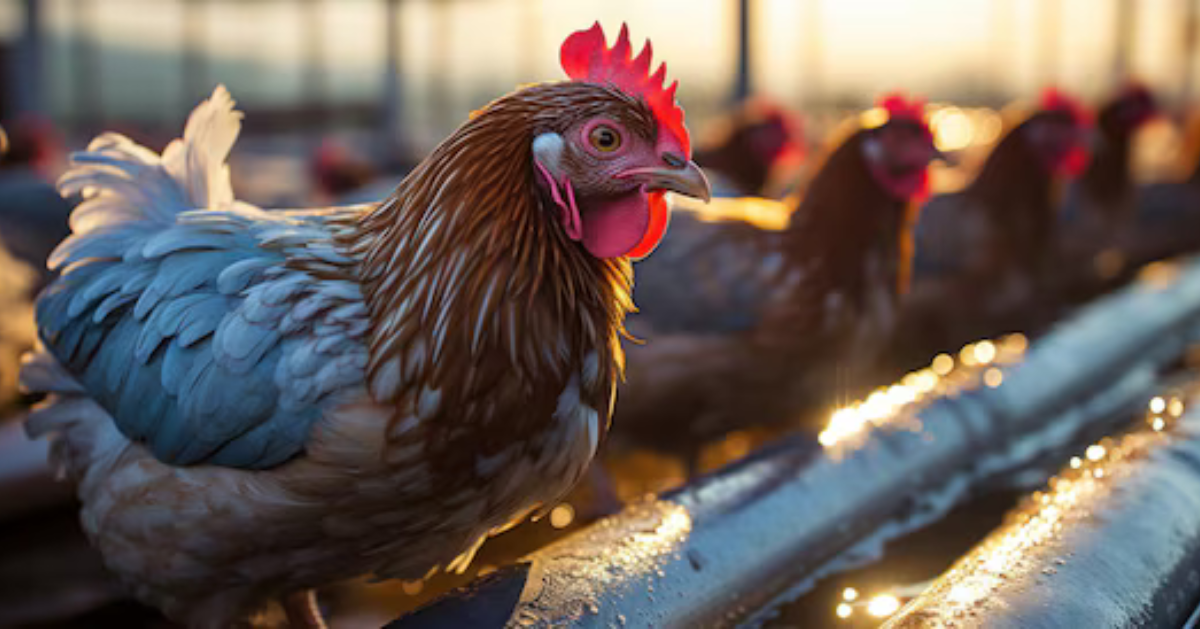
56;85;243;238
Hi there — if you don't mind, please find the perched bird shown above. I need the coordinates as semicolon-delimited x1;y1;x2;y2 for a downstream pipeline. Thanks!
610;95;940;471
1124;110;1200;268
1059;83;1158;274
309;138;380;205
904;89;1092;354
693;98;804;198
21;23;709;628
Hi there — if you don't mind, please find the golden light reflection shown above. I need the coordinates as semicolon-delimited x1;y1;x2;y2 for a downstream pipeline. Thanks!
931;353;954;376
973;340;996;364
549;503;576;529
671;195;791;231
819;334;1027;448
1137;260;1181;289
860;106;889;129
833;585;915;621
1149;396;1166;414
866;593;902;617
974;110;1004;145
908;426;1167;618
576;501;694;589
930;107;974;152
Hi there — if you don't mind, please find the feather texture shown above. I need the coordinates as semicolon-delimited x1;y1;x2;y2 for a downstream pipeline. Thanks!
24;81;641;628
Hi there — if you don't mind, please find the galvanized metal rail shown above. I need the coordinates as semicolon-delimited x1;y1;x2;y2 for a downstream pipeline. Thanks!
389;260;1200;628
885;397;1200;629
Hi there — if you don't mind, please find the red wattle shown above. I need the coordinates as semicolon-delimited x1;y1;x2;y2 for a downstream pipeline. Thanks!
626;192;670;260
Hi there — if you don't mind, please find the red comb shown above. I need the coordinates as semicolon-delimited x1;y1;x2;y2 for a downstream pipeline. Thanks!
561;22;690;155
879;93;926;124
1040;88;1093;127
877;93;932;139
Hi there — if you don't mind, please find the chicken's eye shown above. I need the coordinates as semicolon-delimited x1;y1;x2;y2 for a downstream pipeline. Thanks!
588;125;622;153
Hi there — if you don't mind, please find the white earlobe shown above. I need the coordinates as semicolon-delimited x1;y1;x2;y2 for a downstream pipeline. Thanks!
533;132;566;176
862;136;884;163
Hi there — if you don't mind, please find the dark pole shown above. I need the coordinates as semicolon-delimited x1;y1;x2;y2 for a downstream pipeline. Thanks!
1181;0;1198;110
72;0;99;134
11;0;43;118
303;0;326;124
1038;0;1061;87
382;0;404;158
801;0;822;107
1114;0;1136;83
181;0;206;112
733;0;751;101
430;0;450;135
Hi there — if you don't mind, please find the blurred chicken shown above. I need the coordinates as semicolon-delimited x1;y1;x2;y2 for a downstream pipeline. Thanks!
903;90;1092;356
310;138;379;204
610;95;940;472
693;98;804;198
1124;110;1200;267
20;23;709;628
1059;83;1158;277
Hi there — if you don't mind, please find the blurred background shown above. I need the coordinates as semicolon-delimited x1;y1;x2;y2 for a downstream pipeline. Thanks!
3;1;1200;628
2;0;1198;197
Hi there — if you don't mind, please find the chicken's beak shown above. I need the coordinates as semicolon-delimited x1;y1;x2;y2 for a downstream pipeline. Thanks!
619;160;712;203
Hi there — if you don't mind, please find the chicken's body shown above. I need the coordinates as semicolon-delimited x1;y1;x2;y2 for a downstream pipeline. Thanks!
1059;85;1157;286
22;24;711;628
904;95;1091;357
614;104;938;466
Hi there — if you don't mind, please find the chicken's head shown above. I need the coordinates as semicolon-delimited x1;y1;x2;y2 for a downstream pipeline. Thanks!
532;23;711;260
1025;88;1093;176
1103;82;1159;135
861;94;942;201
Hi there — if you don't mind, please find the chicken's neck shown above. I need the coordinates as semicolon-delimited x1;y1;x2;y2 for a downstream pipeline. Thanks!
1080;126;1135;213
778;134;913;302
969;131;1056;220
341;114;632;427
968;129;1060;272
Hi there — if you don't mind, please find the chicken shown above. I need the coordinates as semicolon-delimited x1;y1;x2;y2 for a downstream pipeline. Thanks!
1124;110;1200;268
1059;83;1158;277
903;89;1091;356
693;98;804;198
609;95;940;471
19;23;710;628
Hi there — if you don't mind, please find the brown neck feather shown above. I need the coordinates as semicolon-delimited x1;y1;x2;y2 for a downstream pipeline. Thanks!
340;84;634;418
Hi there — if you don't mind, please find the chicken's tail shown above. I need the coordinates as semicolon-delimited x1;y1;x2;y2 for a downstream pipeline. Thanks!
48;85;243;272
20;349;127;484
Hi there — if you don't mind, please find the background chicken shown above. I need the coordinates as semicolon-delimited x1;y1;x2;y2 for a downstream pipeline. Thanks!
900;90;1092;360
607;95;939;474
20;23;709;628
1059;83;1159;284
1124;110;1200;269
693;98;804;198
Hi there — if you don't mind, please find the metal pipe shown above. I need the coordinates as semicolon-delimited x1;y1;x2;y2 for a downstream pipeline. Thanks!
389;262;1200;628
885;400;1200;629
